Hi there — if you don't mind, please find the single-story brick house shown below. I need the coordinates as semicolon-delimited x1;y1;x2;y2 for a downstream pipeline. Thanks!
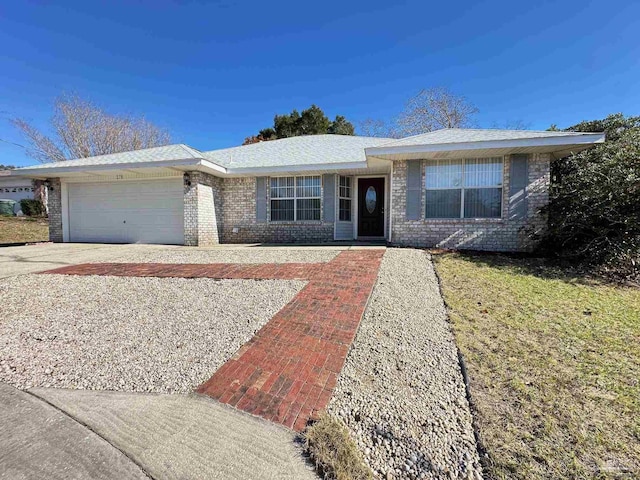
11;128;604;251
0;171;47;214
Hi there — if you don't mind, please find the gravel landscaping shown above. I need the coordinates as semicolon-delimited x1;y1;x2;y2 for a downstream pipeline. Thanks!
0;274;305;393
105;247;339;264
328;249;482;480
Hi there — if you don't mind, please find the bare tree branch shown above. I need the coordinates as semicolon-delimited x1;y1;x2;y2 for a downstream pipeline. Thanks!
395;87;478;137
490;119;532;130
357;118;402;138
10;118;67;163
11;93;171;163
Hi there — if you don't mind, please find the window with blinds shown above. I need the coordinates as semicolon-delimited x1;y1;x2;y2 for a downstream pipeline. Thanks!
270;176;321;221
425;158;503;219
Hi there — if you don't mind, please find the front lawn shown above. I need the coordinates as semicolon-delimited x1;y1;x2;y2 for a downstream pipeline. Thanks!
433;252;640;479
0;215;49;243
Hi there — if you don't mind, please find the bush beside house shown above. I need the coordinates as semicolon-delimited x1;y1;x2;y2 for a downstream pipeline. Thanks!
20;199;46;217
538;114;640;282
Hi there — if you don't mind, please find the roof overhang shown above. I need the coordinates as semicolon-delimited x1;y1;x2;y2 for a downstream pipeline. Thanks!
10;158;227;180
364;133;606;161
225;157;391;177
229;161;367;175
12;157;392;179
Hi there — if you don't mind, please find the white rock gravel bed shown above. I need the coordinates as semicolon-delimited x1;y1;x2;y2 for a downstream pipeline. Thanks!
328;249;482;480
105;247;339;264
0;274;305;393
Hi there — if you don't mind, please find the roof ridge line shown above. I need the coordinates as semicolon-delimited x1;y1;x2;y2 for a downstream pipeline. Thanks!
458;127;595;134
41;143;191;164
201;134;395;155
178;144;204;158
375;130;442;147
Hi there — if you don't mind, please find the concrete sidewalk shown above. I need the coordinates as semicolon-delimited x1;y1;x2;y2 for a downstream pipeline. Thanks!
0;383;147;479
0;384;317;480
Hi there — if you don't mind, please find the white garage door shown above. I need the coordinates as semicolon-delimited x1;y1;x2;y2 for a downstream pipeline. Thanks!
68;179;184;244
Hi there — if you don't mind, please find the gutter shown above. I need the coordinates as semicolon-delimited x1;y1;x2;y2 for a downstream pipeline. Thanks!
364;132;606;157
10;158;228;179
11;158;374;179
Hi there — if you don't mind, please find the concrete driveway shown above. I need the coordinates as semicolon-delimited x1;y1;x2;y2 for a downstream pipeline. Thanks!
0;243;174;279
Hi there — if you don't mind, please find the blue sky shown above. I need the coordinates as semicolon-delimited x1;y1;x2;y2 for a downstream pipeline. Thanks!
1;0;638;167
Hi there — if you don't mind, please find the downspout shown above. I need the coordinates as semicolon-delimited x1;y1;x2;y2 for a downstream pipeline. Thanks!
387;162;393;243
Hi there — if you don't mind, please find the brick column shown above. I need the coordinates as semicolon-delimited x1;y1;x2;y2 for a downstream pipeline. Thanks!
47;178;63;242
183;171;223;246
184;173;198;246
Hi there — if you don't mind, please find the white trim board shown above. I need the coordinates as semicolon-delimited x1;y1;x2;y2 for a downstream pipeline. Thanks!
365;132;605;157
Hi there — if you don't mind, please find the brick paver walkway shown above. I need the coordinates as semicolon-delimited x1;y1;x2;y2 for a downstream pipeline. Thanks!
43;262;323;280
42;249;384;431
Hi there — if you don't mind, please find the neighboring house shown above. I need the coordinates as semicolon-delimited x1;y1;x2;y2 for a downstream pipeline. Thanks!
11;128;604;251
0;171;45;214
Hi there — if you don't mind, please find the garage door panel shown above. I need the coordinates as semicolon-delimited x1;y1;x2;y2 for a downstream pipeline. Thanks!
68;179;184;245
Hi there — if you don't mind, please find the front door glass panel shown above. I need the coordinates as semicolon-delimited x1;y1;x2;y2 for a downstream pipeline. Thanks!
365;186;376;213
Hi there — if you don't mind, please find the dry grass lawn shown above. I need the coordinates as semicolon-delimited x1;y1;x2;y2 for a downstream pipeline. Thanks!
433;252;640;480
0;216;48;244
304;413;373;480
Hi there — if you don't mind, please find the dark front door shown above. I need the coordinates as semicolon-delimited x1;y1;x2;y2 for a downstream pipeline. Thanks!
358;177;385;237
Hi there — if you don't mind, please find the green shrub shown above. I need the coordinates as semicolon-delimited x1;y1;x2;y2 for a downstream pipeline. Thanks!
536;114;640;282
19;199;46;217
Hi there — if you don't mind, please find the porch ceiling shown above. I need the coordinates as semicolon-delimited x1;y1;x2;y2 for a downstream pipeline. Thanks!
36;166;188;181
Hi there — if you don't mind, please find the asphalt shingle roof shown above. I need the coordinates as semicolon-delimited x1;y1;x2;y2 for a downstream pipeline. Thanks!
375;128;596;148
12;129;602;174
202;134;393;169
16;144;203;170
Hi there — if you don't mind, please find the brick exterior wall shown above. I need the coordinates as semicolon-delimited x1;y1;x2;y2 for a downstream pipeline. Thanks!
221;177;334;243
44;154;550;251
46;178;63;242
390;154;550;252
184;171;223;246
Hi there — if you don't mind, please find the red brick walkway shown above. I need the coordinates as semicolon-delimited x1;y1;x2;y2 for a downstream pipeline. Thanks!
42;250;384;431
43;261;323;280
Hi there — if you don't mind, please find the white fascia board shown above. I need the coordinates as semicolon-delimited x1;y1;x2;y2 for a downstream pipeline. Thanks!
11;158;228;178
226;161;369;176
364;133;605;157
0;176;32;185
196;159;228;175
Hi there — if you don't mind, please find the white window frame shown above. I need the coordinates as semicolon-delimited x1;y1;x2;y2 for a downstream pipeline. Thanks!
338;176;352;222
424;157;503;219
269;175;321;222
